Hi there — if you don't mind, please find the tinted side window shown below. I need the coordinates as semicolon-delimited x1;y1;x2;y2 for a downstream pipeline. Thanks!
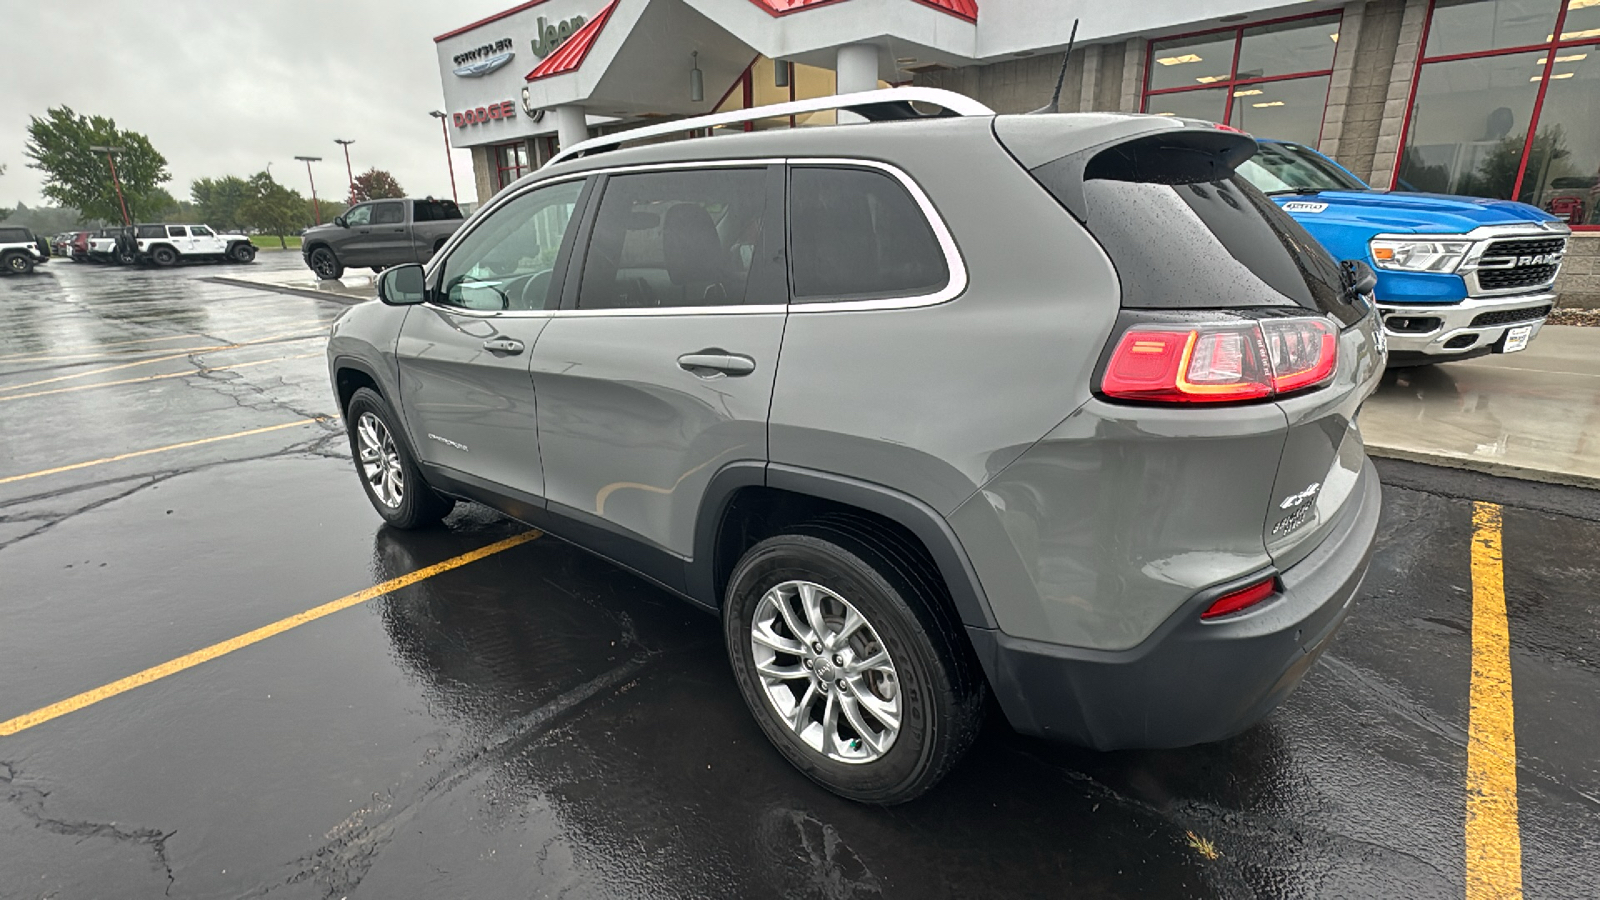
414;199;463;222
371;202;405;225
167;226;188;238
577;168;770;310
438;180;584;311
1073;176;1359;326
789;167;949;303
344;205;372;227
0;228;29;243
192;226;214;237
135;225;165;239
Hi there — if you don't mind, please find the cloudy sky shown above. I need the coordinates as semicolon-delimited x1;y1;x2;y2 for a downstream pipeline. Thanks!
0;1;515;210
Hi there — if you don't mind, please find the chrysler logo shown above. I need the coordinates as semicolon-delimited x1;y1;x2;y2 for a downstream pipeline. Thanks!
454;52;515;78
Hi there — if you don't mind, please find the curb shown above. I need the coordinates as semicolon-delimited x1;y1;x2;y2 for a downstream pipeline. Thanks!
1365;444;1600;492
207;276;370;306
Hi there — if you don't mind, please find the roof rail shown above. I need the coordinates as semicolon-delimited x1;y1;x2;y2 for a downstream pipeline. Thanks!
546;87;995;166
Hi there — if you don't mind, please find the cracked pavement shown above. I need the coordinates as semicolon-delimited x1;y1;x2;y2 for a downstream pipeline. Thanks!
1;256;1598;898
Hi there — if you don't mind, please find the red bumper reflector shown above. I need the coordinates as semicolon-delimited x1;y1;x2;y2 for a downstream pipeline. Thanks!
1201;577;1278;619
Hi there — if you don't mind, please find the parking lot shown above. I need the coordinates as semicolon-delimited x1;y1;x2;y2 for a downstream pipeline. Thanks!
2;255;1598;899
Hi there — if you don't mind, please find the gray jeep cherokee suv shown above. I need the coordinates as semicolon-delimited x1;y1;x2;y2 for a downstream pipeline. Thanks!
326;88;1386;804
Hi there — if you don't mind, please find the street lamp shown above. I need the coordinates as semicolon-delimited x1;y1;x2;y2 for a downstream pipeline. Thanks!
333;139;355;202
294;155;323;225
428;111;459;205
88;144;130;226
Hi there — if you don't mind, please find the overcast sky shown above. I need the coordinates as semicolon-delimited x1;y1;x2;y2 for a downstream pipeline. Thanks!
0;1;515;210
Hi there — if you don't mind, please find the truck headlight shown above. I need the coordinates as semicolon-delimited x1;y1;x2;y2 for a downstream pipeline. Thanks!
1369;238;1472;273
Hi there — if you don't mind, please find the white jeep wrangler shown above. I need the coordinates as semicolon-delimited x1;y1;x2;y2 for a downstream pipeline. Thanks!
133;224;257;266
0;225;50;275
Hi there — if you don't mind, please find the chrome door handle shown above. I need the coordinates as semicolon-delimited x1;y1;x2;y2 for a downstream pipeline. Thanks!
678;350;756;377
482;338;525;354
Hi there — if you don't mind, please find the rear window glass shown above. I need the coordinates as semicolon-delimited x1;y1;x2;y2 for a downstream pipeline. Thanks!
1068;174;1360;326
414;199;463;221
789;167;948;303
0;228;30;243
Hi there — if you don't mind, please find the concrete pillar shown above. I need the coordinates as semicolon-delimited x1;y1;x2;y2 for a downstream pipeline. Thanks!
836;43;880;94
552;105;588;152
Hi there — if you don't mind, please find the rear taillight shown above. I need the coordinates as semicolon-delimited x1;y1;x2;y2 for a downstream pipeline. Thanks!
1101;317;1338;404
1201;576;1278;619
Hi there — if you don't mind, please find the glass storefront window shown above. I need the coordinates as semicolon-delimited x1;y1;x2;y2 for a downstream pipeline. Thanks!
1227;75;1333;146
1517;43;1600;223
1424;0;1561;56
1143;13;1341;140
710;56;837;132
1395;1;1600;227
494;141;530;191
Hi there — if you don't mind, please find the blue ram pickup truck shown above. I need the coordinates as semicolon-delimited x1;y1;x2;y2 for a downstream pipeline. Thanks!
1238;140;1571;367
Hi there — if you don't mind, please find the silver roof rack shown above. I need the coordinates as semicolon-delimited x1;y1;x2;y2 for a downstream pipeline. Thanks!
546;87;995;166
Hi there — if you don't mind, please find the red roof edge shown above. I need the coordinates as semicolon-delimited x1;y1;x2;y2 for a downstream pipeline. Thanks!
435;0;555;43
909;0;977;23
525;0;618;81
744;0;850;16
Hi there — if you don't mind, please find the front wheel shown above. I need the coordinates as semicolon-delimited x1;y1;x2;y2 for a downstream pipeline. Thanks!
3;253;33;275
308;246;344;280
343;387;454;529
724;531;986;804
228;243;257;264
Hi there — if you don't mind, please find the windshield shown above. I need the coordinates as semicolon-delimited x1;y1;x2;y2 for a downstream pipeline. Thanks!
1236;142;1368;195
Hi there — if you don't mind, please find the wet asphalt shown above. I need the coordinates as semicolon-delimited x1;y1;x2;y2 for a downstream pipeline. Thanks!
1;254;1598;900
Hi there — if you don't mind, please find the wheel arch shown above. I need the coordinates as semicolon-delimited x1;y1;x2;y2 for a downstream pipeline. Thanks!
331;355;384;412
692;463;999;632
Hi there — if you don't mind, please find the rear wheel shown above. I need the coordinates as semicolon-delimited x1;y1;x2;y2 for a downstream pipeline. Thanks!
228;242;257;263
3;253;33;275
344;387;454;529
308;246;343;280
724;532;985;804
151;245;178;267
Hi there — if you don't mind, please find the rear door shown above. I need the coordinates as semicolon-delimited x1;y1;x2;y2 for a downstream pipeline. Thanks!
166;225;191;255
395;177;589;502
337;204;376;265
368;201;410;265
528;164;787;567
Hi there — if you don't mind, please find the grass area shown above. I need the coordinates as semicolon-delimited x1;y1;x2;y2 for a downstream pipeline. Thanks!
252;235;302;251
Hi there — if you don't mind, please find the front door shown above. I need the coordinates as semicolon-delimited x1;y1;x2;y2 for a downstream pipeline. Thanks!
188;225;226;255
368;200;409;266
395;178;588;502
530;165;788;562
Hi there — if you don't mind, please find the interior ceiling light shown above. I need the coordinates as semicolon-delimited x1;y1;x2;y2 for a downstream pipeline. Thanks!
1532;72;1577;80
1156;54;1203;66
1553;28;1600;40
1234;88;1264;96
1536;53;1590;63
1330;32;1339;42
1252;100;1285;107
1195;75;1225;83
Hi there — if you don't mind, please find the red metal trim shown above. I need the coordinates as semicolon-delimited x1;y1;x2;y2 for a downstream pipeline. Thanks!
435;0;554;43
745;0;849;16
742;66;755;131
525;0;617;81
1222;24;1245;126
1420;43;1568;64
1512;0;1571;200
713;56;760;110
1389;0;1436;189
1148;9;1340;48
908;0;978;23
1141;34;1155;111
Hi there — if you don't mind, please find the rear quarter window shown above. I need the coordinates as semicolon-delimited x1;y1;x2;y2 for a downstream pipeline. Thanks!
0;228;30;243
135;225;166;239
788;166;948;303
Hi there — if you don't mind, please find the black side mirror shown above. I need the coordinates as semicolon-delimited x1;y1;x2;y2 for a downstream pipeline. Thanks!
377;264;427;306
1340;259;1378;297
334;215;348;228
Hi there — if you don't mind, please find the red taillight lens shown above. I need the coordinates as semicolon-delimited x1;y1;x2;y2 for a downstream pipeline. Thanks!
1201;577;1278;619
1101;318;1337;404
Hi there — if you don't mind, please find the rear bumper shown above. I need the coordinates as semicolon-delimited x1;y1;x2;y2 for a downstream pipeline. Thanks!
968;457;1381;751
1377;290;1553;361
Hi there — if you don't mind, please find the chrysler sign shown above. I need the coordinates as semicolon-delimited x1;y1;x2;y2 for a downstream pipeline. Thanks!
453;38;515;77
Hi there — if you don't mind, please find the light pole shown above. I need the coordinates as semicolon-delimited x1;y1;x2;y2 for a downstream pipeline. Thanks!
295;155;323;225
428;111;459;205
88;144;130;225
333;139;355;202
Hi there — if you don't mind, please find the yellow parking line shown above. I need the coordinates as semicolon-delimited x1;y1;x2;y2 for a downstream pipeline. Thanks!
0;329;324;393
0;418;326;485
0;333;202;362
0;353;323;403
1467;502;1523;900
0;532;541;737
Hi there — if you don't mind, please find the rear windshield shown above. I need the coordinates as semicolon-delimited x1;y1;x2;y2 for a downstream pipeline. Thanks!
1045;170;1361;327
1236;142;1368;195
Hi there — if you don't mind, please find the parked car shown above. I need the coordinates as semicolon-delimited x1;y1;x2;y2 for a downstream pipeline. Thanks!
327;88;1385;803
50;233;74;257
0;225;51;274
67;231;91;262
300;197;464;280
86;228;120;263
127;224;256;266
1237;139;1570;367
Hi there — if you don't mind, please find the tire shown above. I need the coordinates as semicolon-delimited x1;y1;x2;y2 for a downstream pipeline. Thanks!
343;387;454;529
115;249;136;265
228;243;257;264
724;531;986;804
151;245;178;267
308;246;344;280
3;253;32;275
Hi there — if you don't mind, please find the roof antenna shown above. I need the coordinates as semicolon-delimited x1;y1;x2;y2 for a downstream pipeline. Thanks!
1029;19;1080;114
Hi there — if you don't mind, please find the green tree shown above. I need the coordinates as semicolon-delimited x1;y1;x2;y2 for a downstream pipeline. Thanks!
191;176;253;231
350;168;404;202
23;107;171;223
238;172;306;249
0;202;94;233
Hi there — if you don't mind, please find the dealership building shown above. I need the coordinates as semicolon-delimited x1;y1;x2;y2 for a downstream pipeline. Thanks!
434;0;1599;302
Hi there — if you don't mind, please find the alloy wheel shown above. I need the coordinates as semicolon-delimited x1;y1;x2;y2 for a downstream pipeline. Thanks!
750;579;902;764
356;411;404;508
312;250;338;279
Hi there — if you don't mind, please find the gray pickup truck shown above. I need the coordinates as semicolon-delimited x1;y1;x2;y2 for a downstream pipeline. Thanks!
301;197;464;280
